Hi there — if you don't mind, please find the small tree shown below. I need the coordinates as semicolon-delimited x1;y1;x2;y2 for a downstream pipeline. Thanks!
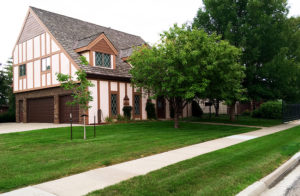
57;56;93;139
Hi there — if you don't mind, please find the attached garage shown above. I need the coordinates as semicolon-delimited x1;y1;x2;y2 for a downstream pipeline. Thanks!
27;97;54;123
59;95;79;123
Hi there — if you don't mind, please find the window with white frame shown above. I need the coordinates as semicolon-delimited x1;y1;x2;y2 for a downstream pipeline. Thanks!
41;57;51;71
95;52;111;68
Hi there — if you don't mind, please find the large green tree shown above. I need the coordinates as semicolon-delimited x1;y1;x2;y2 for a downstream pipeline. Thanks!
193;0;299;103
130;25;244;127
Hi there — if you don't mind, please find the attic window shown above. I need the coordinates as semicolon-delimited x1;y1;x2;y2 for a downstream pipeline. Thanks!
95;52;111;68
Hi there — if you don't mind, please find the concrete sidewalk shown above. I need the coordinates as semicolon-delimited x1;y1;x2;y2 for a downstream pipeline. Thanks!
1;121;299;196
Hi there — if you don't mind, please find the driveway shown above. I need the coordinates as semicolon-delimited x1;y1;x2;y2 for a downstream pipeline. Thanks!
0;123;81;134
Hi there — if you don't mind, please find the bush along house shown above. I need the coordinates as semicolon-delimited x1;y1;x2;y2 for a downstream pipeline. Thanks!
12;7;192;124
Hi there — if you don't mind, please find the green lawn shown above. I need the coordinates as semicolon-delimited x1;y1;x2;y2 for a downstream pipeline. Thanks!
0;121;256;193
184;114;282;127
88;125;300;196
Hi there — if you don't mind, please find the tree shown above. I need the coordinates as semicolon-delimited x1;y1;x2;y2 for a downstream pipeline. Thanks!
193;0;297;104
57;56;93;139
0;58;15;112
129;25;244;127
203;40;245;119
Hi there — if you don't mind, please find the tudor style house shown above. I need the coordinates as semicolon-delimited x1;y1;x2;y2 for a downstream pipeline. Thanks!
12;7;192;124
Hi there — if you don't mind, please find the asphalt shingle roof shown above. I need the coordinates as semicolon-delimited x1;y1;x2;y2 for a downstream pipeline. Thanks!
30;7;146;78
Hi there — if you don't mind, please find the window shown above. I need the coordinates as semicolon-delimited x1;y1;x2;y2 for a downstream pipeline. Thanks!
111;94;118;116
19;64;26;76
41;57;51;71
134;94;141;115
95;52;111;68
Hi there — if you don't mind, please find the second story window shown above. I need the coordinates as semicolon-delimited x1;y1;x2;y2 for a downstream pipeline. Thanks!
95;52;111;68
41;57;51;71
19;64;26;77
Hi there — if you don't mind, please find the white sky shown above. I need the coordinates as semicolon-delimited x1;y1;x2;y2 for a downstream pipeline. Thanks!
0;0;299;67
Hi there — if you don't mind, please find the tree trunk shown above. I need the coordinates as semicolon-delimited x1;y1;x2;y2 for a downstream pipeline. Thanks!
214;100;220;117
229;102;236;121
174;111;179;128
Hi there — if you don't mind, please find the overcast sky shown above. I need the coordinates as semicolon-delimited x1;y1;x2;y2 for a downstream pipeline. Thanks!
0;0;299;67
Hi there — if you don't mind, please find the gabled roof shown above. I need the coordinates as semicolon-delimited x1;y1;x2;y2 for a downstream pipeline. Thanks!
29;6;146;78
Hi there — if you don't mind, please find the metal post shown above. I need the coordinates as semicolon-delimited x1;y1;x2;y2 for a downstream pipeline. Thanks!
70;113;73;140
94;115;96;138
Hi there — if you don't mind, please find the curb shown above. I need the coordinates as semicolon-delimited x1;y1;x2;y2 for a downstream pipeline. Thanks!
237;152;300;196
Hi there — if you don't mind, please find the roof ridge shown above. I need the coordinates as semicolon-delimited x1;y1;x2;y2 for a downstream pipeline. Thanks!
29;6;143;39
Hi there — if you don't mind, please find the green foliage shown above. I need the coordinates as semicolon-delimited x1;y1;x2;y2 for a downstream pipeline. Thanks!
105;116;113;123
191;101;203;117
252;101;282;119
0;58;15;114
117;114;127;121
0;110;15;122
56;56;93;110
122;106;132;119
242;109;251;116
193;0;300;102
145;100;156;119
130;25;244;127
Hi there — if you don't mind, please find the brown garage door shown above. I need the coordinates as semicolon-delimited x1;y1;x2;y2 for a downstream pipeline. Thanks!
27;97;54;123
59;95;79;123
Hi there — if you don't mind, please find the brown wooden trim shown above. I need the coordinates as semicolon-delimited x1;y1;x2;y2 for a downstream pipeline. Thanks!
32;61;35;88
75;33;118;55
108;81;111;117
50;55;53;85
29;9;81;71
26;63;28;89
113;55;116;69
21;42;23;63
14;82;80;94
132;85;134;117
97;80;100;110
69;61;71;76
40;35;42;58
13;50;61;67
18;45;19;64
59;53;61;73
44;33;46;55
25;41;27;62
125;83;128;96
117;82;120;115
32;37;34;59
89;51;94;66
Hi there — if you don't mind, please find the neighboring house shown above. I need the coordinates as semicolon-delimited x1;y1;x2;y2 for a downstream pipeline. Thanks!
12;7;192;124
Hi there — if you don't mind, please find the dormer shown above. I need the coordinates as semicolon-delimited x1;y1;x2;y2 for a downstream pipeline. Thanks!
74;33;118;69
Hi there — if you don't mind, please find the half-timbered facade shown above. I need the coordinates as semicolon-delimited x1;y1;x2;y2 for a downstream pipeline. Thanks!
12;7;192;124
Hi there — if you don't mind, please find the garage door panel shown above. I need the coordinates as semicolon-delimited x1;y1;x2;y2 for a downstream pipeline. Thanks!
27;97;54;123
59;95;79;123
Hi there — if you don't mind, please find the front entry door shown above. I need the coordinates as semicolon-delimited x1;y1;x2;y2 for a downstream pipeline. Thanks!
157;97;166;119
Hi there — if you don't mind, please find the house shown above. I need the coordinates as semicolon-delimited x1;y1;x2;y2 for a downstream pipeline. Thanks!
12;7;192;124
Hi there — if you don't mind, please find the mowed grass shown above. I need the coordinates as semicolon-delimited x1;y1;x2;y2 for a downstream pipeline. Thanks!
88;125;300;196
0;121;256;192
184;114;282;127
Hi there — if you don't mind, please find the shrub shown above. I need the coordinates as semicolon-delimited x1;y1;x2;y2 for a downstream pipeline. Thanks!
242;109;251;116
0;110;15;123
146;100;156;119
105;116;113;123
252;101;282;119
170;104;174;119
192;101;203;117
123;106;132;119
117;114;126;121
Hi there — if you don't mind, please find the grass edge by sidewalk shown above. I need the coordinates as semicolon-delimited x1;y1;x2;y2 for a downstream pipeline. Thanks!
87;125;300;196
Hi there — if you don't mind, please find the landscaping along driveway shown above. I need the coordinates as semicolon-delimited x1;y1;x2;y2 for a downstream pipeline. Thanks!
0;123;80;134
